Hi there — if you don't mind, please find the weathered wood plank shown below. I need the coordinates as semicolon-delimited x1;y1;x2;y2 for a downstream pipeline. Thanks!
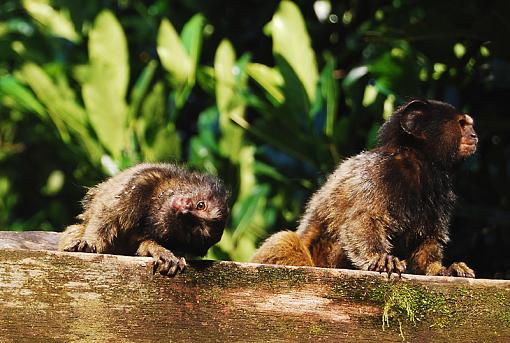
1;232;510;342
0;231;60;251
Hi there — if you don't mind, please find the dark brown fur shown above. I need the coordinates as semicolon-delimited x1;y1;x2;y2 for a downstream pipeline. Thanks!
252;99;478;277
59;163;229;276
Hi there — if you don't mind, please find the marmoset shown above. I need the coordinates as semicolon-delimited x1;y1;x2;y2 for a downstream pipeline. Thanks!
59;163;229;276
252;99;477;277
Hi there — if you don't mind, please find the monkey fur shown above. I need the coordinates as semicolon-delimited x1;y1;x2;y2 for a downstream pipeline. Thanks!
251;99;478;278
59;163;229;276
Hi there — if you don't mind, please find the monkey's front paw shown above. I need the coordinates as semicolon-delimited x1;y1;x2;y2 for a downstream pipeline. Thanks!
62;239;97;253
152;250;187;276
441;262;475;278
367;254;407;277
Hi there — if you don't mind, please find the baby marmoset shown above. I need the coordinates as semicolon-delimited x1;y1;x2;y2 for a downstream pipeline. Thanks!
59;163;229;276
252;99;478;277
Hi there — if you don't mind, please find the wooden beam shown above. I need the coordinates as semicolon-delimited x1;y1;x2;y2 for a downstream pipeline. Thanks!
0;231;60;251
1;232;509;342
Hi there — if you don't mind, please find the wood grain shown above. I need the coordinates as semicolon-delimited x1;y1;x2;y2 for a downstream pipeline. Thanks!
0;232;509;342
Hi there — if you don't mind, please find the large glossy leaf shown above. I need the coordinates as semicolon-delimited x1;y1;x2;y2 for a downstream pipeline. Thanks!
265;0;318;103
214;39;245;162
157;18;192;89
22;0;80;42
82;10;129;159
246;63;284;105
180;13;205;79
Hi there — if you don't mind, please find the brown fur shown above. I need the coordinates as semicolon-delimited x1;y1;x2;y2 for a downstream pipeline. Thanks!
59;163;229;276
251;99;477;277
251;231;314;266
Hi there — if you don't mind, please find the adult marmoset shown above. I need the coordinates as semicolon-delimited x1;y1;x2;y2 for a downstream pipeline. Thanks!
251;99;478;277
59;163;229;276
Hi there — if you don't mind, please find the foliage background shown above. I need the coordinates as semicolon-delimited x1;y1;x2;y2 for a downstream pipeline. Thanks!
1;0;509;278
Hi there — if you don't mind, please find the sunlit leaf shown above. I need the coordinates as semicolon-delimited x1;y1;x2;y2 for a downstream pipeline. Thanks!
157;18;192;88
15;63;103;162
16;64;76;140
82;10;129;159
180;13;205;78
41;169;64;196
246;63;284;104
265;0;318;103
22;0;80;42
214;39;246;162
362;84;378;107
343;66;368;88
0;75;46;118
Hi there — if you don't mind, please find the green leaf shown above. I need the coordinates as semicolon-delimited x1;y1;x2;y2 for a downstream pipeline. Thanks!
157;18;192;89
196;66;216;95
140;81;166;127
231;183;270;244
274;53;310;118
15;63;103;163
82;10;129;159
137;81;182;162
343;66;368;88
320;57;339;138
41;169;65;196
188;107;221;173
22;0;80;42
0;75;46;118
16;64;76;140
142;125;181;162
246;63;284;104
248;114;319;167
129;60;158;121
214;39;246;162
265;0;318;103
180;14;205;78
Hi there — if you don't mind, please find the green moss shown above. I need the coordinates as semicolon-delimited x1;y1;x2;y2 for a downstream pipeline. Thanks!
253;265;312;287
309;324;322;335
328;274;456;331
481;290;510;328
368;282;454;330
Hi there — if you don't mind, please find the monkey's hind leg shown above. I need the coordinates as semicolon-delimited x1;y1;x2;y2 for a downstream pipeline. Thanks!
410;238;475;278
250;231;314;267
58;224;86;252
339;216;407;277
61;216;118;254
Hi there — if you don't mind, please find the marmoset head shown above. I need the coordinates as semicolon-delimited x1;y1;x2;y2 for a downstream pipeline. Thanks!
151;173;229;256
378;99;478;166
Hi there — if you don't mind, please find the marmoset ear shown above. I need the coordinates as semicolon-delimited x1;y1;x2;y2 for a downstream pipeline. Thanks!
400;99;429;138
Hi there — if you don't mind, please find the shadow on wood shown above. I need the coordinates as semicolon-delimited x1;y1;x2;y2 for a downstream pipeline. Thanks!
0;231;509;342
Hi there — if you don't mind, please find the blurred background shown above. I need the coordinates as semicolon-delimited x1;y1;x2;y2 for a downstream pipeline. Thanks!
0;0;509;279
